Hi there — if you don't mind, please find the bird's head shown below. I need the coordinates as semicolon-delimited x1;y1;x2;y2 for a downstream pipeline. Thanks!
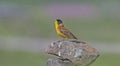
56;19;63;25
55;19;64;26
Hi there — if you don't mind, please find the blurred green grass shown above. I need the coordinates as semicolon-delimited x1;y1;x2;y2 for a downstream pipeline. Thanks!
0;0;101;5
0;51;47;66
0;0;120;5
0;1;119;43
92;53;120;66
65;19;120;42
0;51;120;66
0;18;120;42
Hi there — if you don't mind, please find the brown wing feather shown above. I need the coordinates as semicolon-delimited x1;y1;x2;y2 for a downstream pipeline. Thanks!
60;27;77;39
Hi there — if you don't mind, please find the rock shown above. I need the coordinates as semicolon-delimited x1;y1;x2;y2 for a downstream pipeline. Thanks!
46;58;75;66
46;40;99;66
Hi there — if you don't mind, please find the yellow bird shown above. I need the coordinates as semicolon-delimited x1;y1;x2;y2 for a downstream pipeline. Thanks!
54;19;77;39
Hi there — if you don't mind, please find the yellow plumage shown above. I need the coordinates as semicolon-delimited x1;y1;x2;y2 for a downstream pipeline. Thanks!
55;21;67;38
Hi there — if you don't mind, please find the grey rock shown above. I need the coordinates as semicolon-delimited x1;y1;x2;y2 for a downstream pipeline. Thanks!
46;58;75;66
46;40;99;66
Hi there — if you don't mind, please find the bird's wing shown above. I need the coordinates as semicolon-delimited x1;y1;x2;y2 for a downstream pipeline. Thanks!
60;27;77;39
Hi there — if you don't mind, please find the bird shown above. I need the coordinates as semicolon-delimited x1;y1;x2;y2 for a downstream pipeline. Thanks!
54;19;77;39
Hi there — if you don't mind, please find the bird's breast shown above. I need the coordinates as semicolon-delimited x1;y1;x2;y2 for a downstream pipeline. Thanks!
56;27;66;38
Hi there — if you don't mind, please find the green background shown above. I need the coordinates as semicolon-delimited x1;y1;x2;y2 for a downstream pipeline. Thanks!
0;0;120;66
